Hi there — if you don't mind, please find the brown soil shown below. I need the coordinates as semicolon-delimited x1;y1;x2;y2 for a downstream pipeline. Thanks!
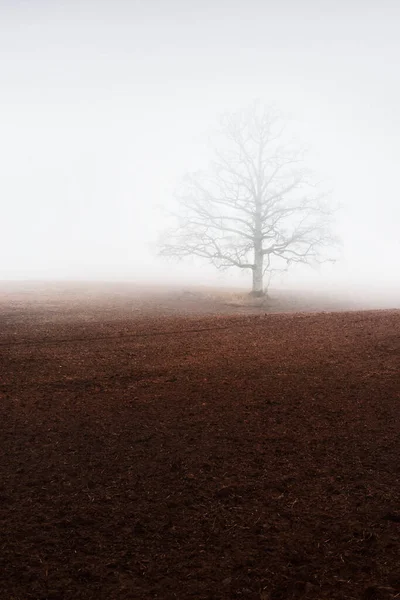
0;283;399;599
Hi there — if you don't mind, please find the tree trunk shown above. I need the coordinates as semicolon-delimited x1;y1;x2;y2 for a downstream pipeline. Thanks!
252;195;264;296
251;253;264;296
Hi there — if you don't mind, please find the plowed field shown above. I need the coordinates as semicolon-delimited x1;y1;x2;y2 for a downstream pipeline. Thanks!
0;284;399;599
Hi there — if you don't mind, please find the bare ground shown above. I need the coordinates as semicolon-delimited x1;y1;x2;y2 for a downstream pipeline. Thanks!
0;283;399;600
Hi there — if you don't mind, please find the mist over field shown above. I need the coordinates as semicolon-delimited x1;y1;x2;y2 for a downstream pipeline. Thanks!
1;5;400;597
1;0;399;309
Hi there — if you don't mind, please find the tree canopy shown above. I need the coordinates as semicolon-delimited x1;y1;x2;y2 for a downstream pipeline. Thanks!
160;103;337;294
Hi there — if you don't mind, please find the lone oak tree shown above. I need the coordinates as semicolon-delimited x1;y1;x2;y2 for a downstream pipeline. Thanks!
160;104;336;295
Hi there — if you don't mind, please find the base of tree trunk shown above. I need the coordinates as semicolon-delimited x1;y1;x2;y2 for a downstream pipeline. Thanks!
249;290;267;298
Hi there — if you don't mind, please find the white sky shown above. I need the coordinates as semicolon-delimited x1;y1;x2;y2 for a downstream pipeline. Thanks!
1;0;399;296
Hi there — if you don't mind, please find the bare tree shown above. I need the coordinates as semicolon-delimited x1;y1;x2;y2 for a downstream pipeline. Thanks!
159;103;337;295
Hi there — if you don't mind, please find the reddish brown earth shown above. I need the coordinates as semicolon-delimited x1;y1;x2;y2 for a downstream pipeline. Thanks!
0;283;399;600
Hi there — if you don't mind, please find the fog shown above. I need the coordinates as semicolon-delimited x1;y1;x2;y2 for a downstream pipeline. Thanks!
1;1;399;305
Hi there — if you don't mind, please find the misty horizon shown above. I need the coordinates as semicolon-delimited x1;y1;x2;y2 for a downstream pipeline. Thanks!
1;1;399;303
